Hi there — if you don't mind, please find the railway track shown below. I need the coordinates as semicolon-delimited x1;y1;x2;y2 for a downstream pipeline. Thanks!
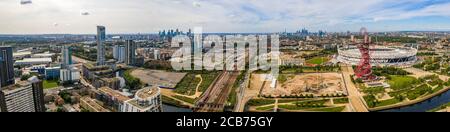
194;71;240;112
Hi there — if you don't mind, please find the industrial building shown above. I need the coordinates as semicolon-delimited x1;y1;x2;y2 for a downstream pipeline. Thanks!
15;58;52;66
60;67;81;83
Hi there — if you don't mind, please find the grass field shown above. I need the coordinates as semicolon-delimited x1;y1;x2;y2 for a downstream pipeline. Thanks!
173;95;197;104
247;99;276;106
43;80;59;89
256;105;275;111
333;98;349;104
376;98;401;107
161;95;186;108
388;75;419;90
174;72;219;96
174;74;200;96
306;57;330;65
307;106;346;112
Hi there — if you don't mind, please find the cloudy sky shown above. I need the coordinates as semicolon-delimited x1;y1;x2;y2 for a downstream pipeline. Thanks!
1;0;450;34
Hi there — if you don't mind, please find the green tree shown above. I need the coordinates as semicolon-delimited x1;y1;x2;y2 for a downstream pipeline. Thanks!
20;74;32;81
124;70;143;90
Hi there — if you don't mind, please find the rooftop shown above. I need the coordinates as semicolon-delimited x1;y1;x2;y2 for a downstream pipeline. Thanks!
128;100;150;110
13;51;32;57
136;86;159;99
98;87;131;102
83;62;110;70
15;58;52;63
101;77;120;82
32;53;55;57
1;80;31;93
80;97;110;112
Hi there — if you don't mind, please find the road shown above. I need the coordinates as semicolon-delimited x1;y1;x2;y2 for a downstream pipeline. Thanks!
72;55;92;64
340;64;369;112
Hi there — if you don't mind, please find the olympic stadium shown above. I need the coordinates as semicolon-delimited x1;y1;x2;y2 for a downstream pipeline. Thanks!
337;46;418;67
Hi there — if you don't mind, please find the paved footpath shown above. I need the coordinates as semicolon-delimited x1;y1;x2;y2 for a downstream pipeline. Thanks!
340;64;369;112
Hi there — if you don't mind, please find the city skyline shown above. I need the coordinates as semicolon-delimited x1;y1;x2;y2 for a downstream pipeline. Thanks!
1;0;450;34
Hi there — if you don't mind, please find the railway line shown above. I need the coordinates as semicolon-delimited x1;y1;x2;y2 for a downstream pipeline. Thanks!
194;71;239;112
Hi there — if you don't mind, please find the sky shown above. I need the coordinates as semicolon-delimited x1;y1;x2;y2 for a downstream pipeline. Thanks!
1;0;450;34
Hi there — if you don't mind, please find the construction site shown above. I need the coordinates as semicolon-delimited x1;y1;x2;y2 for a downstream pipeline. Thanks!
258;73;347;97
131;69;186;88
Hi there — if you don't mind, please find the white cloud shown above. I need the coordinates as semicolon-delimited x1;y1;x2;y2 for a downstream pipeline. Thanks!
80;9;90;16
0;0;450;34
20;0;32;5
192;1;201;8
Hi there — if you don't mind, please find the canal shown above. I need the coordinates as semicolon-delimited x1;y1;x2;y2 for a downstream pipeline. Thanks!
162;104;193;112
381;89;450;112
160;90;450;112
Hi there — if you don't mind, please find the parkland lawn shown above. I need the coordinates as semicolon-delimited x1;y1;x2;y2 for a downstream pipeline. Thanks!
43;80;59;89
306;57;330;65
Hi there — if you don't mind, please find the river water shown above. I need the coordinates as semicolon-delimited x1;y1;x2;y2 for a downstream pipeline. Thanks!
381;89;450;112
160;90;449;112
162;91;450;112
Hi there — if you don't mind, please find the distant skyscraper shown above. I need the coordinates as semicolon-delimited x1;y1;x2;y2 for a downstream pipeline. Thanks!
318;30;326;38
125;40;136;65
113;45;125;63
188;29;192;35
113;45;118;59
97;26;106;66
61;46;72;69
0;46;15;87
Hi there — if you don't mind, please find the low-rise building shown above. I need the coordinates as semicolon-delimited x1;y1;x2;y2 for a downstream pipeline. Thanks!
79;96;110;112
60;67;80;83
15;58;52;66
45;67;61;80
93;78;121;90
13;51;32;60
82;63;115;83
32;53;55;58
95;87;131;112
31;65;47;75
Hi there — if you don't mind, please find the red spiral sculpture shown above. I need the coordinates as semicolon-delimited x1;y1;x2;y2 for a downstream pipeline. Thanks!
355;28;376;81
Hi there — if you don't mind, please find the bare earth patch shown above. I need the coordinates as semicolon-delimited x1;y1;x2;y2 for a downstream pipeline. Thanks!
261;73;346;97
131;69;186;88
